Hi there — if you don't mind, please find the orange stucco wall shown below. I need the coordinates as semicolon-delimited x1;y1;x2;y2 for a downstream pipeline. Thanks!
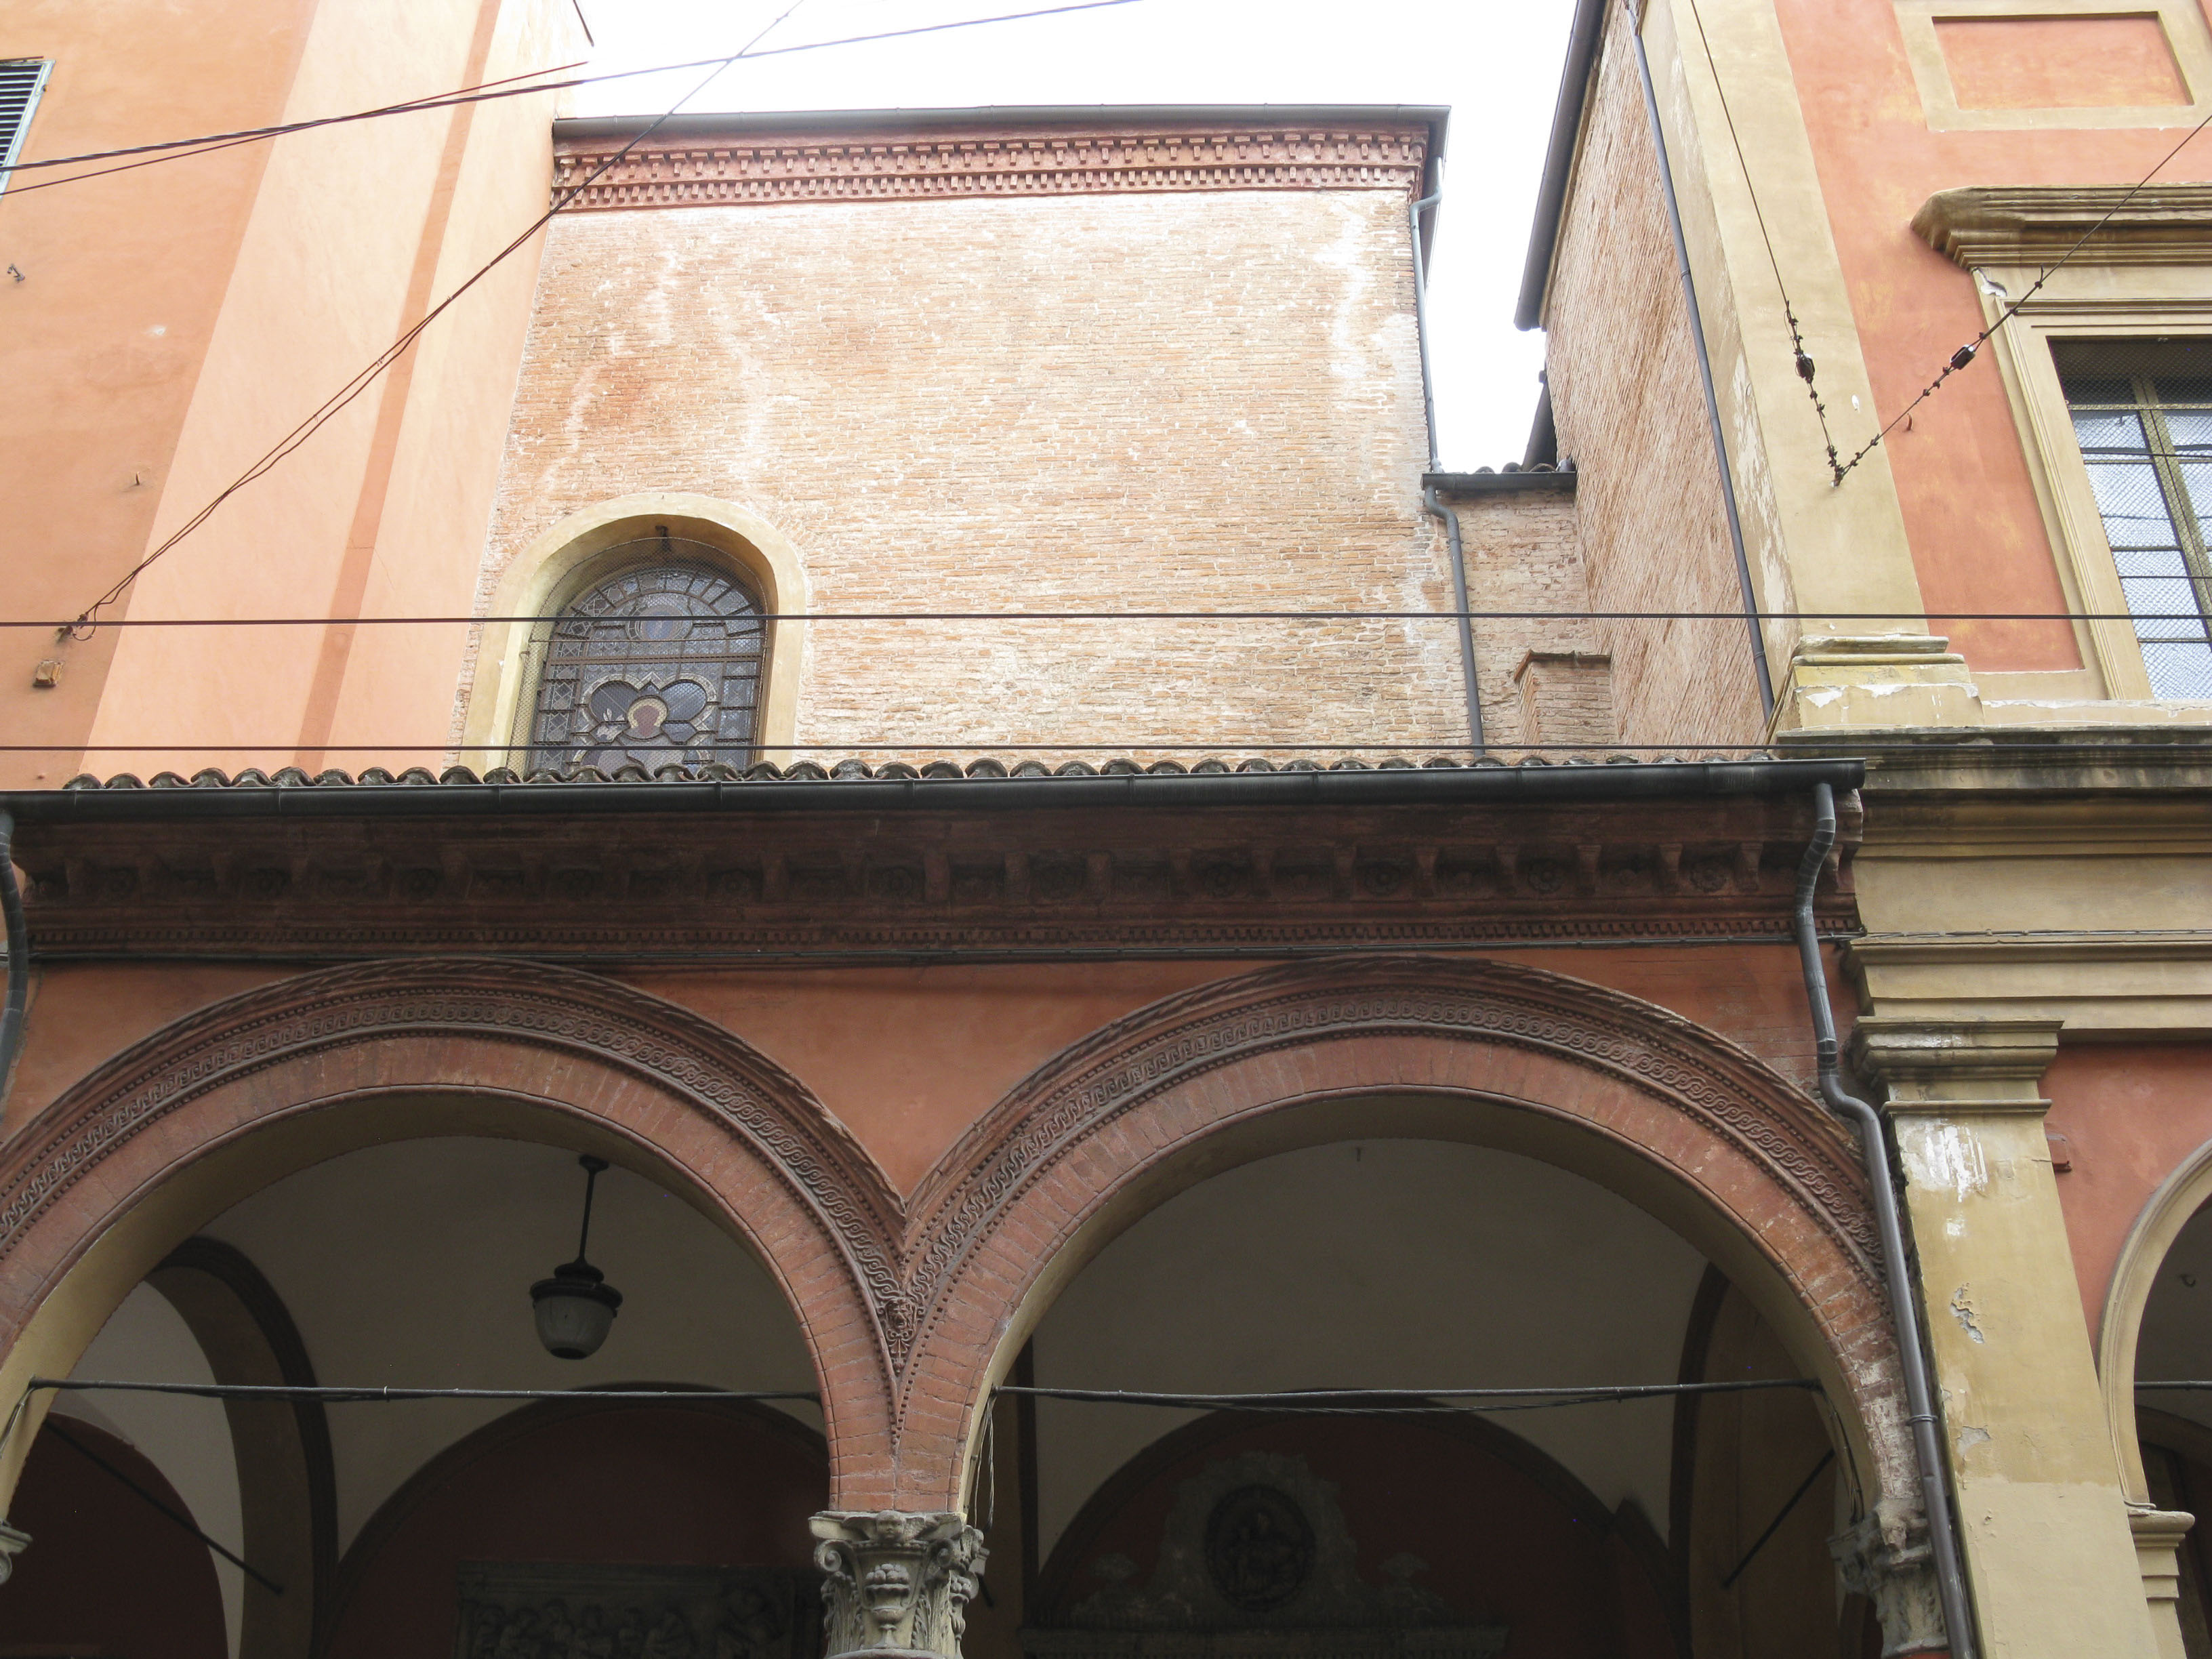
1769;0;2212;674
0;0;577;789
2045;1042;2212;1338
4;945;1826;1198
0;0;314;787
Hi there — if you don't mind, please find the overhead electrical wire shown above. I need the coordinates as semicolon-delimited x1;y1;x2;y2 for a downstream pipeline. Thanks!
0;58;590;198
1680;0;1845;482
7;607;2211;630
6;737;2201;756
0;1;1140;199
58;0;1143;636
1831;102;2212;484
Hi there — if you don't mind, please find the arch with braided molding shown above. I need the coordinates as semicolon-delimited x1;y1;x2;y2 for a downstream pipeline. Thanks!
0;958;901;1509
890;955;1913;1524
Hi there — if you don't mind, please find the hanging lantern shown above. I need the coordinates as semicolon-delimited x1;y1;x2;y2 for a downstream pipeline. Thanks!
530;1154;623;1359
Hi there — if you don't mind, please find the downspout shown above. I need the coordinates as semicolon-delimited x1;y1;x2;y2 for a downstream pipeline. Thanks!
1794;781;1976;1659
1410;185;1486;753
1624;1;1776;718
0;811;24;1111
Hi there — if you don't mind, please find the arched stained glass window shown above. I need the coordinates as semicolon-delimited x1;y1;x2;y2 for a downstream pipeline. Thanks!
527;557;766;773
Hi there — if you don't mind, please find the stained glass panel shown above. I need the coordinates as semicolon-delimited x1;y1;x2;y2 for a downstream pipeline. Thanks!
528;558;765;772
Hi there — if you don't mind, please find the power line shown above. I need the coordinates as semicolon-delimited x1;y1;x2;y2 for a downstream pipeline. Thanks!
60;0;1143;636
9;607;2211;629
1833;104;2212;484
14;738;2209;756
1681;0;1845;482
0;2;1140;198
0;58;589;199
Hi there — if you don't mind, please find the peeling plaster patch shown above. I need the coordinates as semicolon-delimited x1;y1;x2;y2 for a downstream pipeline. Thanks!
1950;1286;1986;1343
1957;1424;1992;1452
1945;1216;1965;1239
1801;687;1843;707
1901;1121;1989;1202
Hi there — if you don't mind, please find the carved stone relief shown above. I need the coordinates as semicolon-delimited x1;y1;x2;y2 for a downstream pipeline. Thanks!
453;1563;817;1659
1027;1451;1507;1659
812;1511;987;1659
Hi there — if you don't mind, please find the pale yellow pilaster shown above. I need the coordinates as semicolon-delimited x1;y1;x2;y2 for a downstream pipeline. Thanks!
1851;1018;2160;1659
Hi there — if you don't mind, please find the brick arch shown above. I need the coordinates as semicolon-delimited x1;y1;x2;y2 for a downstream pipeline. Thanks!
0;957;903;1502
894;955;1910;1517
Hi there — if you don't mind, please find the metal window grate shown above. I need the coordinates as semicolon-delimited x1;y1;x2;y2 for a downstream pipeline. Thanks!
0;60;51;199
525;539;766;774
2057;337;2212;700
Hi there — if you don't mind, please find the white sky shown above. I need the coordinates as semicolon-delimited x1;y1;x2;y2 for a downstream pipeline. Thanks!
567;0;1578;468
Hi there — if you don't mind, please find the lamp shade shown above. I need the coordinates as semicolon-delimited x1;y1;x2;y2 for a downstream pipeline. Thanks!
530;1261;623;1359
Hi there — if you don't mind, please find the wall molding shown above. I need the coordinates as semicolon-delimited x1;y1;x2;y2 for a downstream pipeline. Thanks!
550;123;1434;213
1915;185;2212;268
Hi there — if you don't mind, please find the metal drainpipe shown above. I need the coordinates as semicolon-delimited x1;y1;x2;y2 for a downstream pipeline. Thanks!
1624;1;1777;719
1410;186;1486;753
1793;782;1977;1659
0;811;25;1111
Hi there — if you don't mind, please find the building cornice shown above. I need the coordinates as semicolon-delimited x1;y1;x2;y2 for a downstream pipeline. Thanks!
549;110;1440;213
5;783;1858;962
1914;184;2212;268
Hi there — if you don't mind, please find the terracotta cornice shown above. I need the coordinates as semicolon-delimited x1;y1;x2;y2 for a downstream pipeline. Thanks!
1914;184;2212;268
9;792;1858;960
550;119;1433;212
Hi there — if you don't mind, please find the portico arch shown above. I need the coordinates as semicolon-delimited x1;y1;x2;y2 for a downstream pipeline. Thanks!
893;955;1910;1525
2100;1134;2212;1503
0;957;902;1513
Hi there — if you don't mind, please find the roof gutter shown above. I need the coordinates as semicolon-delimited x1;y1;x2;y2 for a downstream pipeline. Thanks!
0;760;1864;826
1515;0;1607;331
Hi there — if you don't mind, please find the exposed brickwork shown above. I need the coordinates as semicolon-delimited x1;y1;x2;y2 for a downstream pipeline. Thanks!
1443;488;1609;747
1515;651;1615;747
1541;6;1765;749
468;184;1461;763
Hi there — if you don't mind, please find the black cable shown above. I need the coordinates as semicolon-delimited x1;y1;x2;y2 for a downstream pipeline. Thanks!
60;0;1141;635
14;737;2212;756
41;1418;285;1594
1834;104;2212;484
1719;1447;1834;1590
1681;0;1845;482
994;1380;1822;1414
1;3;1140;197
0;60;588;199
30;1379;819;1404
13;607;2212;628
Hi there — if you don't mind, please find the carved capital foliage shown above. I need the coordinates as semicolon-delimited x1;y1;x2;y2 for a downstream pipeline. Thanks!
811;1511;987;1659
1832;1507;1946;1658
0;1521;28;1582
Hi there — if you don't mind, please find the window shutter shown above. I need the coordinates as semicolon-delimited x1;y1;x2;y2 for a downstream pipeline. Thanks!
0;60;52;197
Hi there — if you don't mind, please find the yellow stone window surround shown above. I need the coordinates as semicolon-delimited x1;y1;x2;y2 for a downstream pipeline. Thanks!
1916;186;2212;712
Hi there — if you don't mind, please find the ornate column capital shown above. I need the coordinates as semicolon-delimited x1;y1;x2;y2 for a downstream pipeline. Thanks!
1847;1017;2063;1116
0;1521;28;1583
1832;1505;1949;1657
811;1510;987;1659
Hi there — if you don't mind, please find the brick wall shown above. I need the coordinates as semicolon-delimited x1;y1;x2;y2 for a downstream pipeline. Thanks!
1541;7;1767;749
1446;485;1612;749
471;185;1467;764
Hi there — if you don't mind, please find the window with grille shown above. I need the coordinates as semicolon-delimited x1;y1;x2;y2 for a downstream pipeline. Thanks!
0;60;51;199
525;551;766;774
2057;338;2212;699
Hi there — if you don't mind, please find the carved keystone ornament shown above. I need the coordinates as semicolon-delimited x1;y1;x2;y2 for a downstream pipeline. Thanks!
813;1511;987;1659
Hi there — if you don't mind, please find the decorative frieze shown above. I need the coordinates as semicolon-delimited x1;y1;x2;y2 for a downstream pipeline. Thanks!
551;123;1432;213
9;786;1858;959
813;1511;987;1659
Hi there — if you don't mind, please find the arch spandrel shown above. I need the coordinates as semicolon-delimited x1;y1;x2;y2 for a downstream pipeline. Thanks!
0;957;902;1509
891;955;1909;1519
